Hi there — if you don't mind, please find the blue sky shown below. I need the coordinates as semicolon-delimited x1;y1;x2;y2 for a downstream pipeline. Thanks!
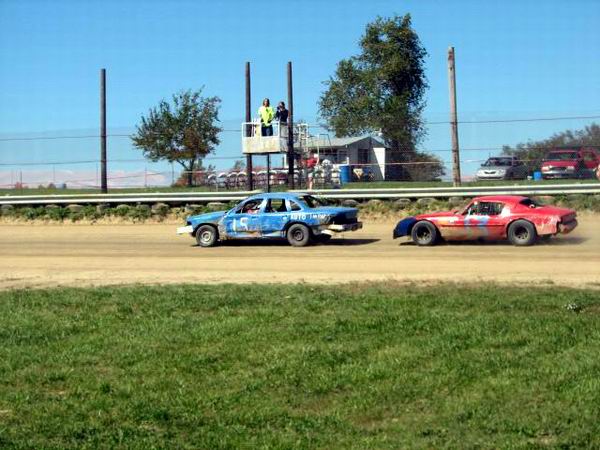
1;0;599;185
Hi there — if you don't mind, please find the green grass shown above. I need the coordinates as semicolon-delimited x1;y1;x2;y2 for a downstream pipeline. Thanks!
1;283;600;449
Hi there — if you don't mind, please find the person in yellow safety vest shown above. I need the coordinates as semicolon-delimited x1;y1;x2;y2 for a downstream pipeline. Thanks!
258;98;275;136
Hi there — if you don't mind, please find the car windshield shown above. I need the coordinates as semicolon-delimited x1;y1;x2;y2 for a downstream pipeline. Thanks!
483;158;512;167
301;195;328;208
544;151;578;161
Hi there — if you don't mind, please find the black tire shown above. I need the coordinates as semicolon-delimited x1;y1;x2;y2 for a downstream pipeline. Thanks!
195;225;218;247
314;234;332;244
507;220;537;246
287;224;311;247
411;221;438;246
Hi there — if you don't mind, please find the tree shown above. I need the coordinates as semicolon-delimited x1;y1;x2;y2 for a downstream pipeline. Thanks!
132;89;222;187
174;160;216;187
231;160;245;171
319;14;442;180
502;123;600;172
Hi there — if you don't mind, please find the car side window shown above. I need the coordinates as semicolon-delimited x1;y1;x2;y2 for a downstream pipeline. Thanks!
236;198;263;214
264;199;287;213
288;200;302;211
466;202;504;216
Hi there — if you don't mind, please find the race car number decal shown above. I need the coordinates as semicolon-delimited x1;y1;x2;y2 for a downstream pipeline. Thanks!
290;213;329;221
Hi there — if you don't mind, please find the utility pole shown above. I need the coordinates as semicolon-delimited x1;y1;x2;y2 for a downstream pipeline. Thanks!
287;61;294;189
100;68;108;193
447;47;461;186
266;154;271;193
245;62;253;191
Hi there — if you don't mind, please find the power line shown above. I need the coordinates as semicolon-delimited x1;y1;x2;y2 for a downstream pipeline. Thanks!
0;114;599;142
426;115;600;125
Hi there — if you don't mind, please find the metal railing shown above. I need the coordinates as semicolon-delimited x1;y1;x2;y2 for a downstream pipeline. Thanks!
1;183;599;206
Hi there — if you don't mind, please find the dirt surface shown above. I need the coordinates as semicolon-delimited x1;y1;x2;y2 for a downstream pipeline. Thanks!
1;216;599;289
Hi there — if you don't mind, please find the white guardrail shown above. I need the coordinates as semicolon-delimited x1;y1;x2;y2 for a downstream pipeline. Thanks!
1;183;599;206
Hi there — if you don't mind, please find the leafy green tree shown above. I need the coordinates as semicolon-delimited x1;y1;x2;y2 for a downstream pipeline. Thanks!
132;89;222;187
503;123;600;172
319;14;443;180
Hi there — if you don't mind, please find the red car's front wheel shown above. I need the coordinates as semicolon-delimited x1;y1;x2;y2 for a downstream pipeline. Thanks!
411;221;439;246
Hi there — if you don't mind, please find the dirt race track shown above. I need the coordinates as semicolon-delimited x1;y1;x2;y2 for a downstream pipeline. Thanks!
1;215;600;289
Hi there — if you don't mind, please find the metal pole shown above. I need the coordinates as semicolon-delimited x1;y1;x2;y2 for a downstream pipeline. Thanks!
287;61;294;189
100;68;108;193
447;47;461;187
266;154;271;193
245;62;253;191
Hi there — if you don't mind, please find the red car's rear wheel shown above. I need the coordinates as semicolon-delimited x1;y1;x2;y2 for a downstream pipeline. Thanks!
507;220;537;246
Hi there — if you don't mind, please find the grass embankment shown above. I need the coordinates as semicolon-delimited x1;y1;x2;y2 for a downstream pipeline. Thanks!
1;283;599;448
2;193;600;224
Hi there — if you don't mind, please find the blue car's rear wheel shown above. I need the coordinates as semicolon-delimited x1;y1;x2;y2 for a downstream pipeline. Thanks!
196;225;218;247
287;224;311;247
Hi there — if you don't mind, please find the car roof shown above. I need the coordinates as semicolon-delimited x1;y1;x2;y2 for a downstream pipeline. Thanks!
245;192;307;201
471;195;528;204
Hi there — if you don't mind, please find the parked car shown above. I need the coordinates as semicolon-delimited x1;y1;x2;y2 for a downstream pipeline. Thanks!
393;195;577;246
177;193;362;247
540;148;600;179
475;156;528;180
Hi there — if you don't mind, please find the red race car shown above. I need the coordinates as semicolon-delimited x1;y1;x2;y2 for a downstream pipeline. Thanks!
393;195;577;246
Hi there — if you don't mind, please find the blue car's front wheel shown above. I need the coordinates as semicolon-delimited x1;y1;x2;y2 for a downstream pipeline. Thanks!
287;224;311;247
196;225;219;248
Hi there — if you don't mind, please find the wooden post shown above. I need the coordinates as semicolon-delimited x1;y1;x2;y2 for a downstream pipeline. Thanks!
447;48;461;187
100;68;108;193
287;61;294;189
245;62;253;191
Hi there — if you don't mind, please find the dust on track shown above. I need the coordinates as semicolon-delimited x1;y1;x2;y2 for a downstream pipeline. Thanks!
1;215;599;289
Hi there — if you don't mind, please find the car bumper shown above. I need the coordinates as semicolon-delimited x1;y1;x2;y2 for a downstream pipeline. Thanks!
321;222;363;235
558;219;577;234
476;174;507;180
541;170;576;178
176;225;194;235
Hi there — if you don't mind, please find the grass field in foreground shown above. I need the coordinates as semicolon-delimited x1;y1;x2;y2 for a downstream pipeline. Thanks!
1;283;599;449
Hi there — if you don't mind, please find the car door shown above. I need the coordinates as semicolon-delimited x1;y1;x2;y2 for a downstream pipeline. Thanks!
463;201;506;239
583;151;599;171
259;197;290;238
220;198;263;238
513;159;527;179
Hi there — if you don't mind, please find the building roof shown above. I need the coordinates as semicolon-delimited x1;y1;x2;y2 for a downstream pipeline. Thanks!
302;135;386;149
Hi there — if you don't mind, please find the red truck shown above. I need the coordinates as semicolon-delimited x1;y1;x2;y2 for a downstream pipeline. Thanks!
540;147;600;179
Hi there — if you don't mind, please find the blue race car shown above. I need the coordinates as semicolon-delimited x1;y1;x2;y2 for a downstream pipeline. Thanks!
176;193;362;247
